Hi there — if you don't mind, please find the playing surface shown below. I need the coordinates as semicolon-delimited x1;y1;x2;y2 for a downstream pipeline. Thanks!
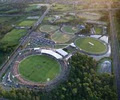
18;20;36;27
75;37;107;54
19;55;60;83
40;25;59;33
61;26;78;34
51;30;72;43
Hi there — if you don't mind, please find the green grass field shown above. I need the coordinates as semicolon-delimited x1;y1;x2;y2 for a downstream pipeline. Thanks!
18;20;36;27
75;37;107;54
62;26;78;34
19;55;60;83
51;30;72;43
40;25;59;33
0;17;12;23
25;5;39;12
1;29;27;45
95;27;102;34
51;4;72;12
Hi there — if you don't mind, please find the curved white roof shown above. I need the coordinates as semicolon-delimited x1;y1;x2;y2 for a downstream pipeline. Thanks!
41;49;63;59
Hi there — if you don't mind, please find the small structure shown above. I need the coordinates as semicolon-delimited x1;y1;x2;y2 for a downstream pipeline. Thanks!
27;16;39;20
34;48;40;51
78;25;85;30
70;43;76;48
56;49;68;57
54;15;61;20
89;42;94;46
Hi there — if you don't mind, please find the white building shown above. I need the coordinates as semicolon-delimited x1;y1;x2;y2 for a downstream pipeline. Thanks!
56;49;68;57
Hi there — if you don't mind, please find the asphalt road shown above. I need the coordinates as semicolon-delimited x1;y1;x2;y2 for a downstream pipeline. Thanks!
109;10;120;100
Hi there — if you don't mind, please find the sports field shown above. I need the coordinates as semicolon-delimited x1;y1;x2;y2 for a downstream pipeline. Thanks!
1;29;27;45
51;30;72;43
95;27;102;34
19;55;60;83
61;26;78;34
51;4;72;12
25;5;39;12
75;37;107;54
40;25;59;33
18;20;36;27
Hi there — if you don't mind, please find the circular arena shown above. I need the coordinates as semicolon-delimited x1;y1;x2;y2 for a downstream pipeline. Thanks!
51;30;72;43
75;37;108;55
40;25;59;33
61;25;78;34
19;55;61;83
12;48;68;89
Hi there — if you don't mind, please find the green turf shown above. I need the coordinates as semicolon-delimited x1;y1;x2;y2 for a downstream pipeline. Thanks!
55;44;68;49
1;29;27;44
25;5;38;12
62;26;78;34
18;20;36;27
95;27;102;34
51;30;72;43
48;16;56;22
0;17;12;23
75;37;107;54
19;55;60;83
40;25;59;33
51;4;72;11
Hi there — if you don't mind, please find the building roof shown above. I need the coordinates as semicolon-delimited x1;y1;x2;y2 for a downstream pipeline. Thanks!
41;49;63;59
56;49;68;57
70;43;76;48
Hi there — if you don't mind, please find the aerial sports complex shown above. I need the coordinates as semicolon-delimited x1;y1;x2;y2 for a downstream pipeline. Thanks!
10;48;69;90
1;3;111;90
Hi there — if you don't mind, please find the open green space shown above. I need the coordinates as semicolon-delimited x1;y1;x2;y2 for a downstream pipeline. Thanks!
95;27;102;34
18;20;36;27
55;44;68;49
40;25;59;33
19;55;60;83
51;30;72;43
75;37;107;54
61;25;78;34
1;29;27;45
0;17;12;23
51;4;72;12
25;4;39;12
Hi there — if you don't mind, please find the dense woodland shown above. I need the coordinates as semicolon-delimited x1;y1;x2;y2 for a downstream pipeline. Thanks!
0;53;117;100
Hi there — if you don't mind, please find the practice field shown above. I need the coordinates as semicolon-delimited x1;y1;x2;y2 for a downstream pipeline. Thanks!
40;25;59;33
61;26;78;34
25;4;40;12
75;37;107;54
94;27;102;34
51;4;72;12
18;20;36;27
51;30;72;43
1;29;27;45
19;55;61;83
